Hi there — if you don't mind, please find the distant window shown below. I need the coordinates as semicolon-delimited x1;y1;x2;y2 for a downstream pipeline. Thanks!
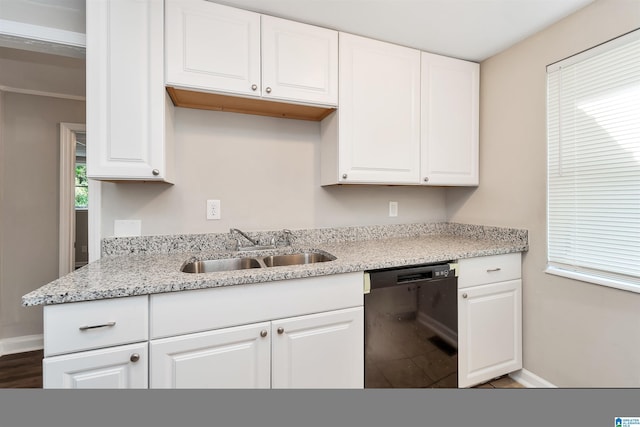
75;163;88;209
546;29;640;292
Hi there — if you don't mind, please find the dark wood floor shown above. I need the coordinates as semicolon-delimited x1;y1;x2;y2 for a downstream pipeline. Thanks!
0;349;522;389
0;349;43;388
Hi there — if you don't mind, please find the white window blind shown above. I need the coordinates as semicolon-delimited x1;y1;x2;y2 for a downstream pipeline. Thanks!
547;29;640;290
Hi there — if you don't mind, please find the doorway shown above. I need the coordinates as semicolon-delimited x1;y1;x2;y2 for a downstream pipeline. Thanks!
74;131;88;269
59;122;100;277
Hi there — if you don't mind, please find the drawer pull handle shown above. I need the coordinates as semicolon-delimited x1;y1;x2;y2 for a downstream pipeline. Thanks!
79;321;116;331
486;268;502;272
130;353;140;363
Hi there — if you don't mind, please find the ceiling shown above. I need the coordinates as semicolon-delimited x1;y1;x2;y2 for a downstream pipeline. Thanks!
0;0;594;63
214;0;594;62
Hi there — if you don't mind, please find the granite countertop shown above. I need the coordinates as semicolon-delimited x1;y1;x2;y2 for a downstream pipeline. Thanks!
22;223;528;306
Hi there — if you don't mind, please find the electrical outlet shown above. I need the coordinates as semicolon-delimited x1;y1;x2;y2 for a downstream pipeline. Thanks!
389;201;398;217
207;200;221;220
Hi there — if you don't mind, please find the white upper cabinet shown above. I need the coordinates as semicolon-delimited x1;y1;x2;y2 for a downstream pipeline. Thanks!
322;32;421;185
421;52;479;186
165;0;261;97
165;0;338;108
321;36;479;186
86;0;174;182
261;15;338;105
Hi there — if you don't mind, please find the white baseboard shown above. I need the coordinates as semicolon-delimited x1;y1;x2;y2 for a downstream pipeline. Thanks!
509;369;557;388
0;334;44;357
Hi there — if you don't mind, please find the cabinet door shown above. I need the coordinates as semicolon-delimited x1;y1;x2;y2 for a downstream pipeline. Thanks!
421;53;479;186
86;0;171;181
272;307;364;389
165;0;260;97
337;33;421;184
43;342;148;389
261;16;338;106
150;322;270;388
458;279;522;388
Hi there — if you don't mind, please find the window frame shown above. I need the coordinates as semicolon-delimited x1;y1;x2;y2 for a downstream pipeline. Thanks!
545;28;640;294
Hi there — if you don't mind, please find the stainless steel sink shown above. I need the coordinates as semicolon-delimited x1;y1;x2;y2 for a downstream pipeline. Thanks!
261;252;336;267
181;251;336;273
181;257;262;273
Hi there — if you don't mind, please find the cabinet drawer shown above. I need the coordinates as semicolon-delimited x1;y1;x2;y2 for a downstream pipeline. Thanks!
44;296;148;357
150;272;363;339
458;253;521;289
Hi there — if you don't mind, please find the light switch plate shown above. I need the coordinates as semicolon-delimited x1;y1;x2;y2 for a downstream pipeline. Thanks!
389;201;398;217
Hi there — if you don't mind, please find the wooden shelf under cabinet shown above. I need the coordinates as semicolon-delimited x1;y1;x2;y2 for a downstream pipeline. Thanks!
166;87;335;121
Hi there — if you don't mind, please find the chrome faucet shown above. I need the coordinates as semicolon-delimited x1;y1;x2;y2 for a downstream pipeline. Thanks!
230;228;277;251
230;228;259;247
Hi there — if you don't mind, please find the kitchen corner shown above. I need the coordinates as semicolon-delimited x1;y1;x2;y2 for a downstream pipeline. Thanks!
23;221;527;389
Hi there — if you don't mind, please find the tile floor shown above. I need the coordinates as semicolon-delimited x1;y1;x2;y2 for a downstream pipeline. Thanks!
475;375;525;389
0;349;523;389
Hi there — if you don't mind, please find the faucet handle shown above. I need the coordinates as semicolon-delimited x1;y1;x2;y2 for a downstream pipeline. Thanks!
282;229;293;246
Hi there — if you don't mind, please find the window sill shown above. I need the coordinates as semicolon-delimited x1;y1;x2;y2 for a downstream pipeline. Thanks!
545;266;640;294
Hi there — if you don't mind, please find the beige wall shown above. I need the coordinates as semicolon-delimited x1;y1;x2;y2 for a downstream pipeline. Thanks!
447;0;640;386
0;48;85;344
0;47;85;97
0;92;85;341
101;107;448;237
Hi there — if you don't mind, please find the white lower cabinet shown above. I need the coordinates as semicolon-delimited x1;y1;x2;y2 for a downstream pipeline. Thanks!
150;322;271;389
42;274;363;389
271;307;363;389
42;296;149;389
457;253;523;388
150;307;363;389
43;342;148;389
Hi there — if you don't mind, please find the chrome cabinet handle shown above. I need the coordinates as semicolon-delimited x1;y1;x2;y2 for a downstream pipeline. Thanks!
486;268;502;272
130;353;140;363
462;293;468;299
251;84;258;91
79;321;116;331
342;173;348;179
265;87;272;94
424;177;429;182
277;327;285;334
260;330;268;338
152;169;160;176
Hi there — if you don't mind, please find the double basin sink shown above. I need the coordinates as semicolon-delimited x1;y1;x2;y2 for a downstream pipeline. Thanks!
181;251;336;273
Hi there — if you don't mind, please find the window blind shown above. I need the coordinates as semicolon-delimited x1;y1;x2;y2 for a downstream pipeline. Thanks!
547;29;640;288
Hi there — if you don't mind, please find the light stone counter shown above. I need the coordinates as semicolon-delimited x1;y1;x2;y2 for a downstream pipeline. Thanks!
22;222;527;306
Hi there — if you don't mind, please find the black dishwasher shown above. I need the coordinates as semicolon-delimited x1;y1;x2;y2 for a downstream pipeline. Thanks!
364;262;458;388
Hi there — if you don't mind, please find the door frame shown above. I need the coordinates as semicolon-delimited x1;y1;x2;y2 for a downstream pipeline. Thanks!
59;123;101;277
